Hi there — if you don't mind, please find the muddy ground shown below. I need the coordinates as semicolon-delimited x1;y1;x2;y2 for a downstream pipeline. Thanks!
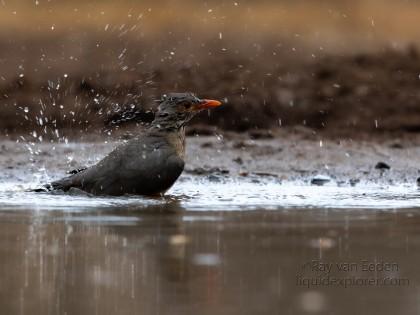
2;127;420;187
2;1;420;184
4;43;420;185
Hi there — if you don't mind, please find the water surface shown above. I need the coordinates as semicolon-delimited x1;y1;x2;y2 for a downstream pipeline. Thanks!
1;178;420;211
0;179;419;314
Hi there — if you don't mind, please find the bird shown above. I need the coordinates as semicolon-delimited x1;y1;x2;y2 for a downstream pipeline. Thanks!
37;93;222;196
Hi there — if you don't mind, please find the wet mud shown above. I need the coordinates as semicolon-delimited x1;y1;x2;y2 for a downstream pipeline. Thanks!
3;129;420;187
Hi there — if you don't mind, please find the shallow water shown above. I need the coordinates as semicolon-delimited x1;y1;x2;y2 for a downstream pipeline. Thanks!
1;178;420;314
1;178;420;211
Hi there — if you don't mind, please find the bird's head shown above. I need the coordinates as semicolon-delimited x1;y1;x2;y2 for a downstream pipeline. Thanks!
154;92;222;129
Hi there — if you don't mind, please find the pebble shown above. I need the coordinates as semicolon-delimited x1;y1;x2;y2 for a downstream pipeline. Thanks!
232;141;256;149
187;167;229;176
375;162;391;170
233;157;243;165
310;175;331;186
201;142;213;148
389;142;403;149
249;129;274;139
349;178;360;186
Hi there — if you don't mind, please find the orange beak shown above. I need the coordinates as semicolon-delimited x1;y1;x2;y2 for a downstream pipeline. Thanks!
197;99;222;110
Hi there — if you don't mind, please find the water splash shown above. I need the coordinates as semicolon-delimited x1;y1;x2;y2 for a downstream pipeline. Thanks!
1;177;420;212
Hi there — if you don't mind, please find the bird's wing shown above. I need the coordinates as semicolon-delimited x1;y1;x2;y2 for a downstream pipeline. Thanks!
48;141;127;192
49;135;182;195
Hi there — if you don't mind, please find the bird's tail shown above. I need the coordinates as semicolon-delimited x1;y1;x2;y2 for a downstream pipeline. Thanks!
29;166;87;193
28;181;67;193
27;184;51;193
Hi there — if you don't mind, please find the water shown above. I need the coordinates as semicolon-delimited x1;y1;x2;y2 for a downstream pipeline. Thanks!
1;178;420;314
2;178;420;211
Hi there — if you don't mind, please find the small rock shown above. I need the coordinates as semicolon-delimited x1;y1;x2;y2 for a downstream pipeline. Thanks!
389;143;403;149
249;129;274;140
186;167;229;176
39;151;52;156
375;162;391;170
349;178;360;186
216;168;230;175
201;142;213;148
311;175;331;186
232;141;255;149
253;172;278;178
233;157;243;165
187;167;206;175
291;168;310;174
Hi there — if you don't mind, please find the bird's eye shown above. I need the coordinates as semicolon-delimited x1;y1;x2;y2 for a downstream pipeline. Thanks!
184;103;192;109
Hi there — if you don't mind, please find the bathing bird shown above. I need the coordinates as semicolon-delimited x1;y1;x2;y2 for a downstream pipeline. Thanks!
38;93;221;196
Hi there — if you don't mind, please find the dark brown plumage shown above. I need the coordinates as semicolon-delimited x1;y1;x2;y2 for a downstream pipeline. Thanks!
39;93;222;196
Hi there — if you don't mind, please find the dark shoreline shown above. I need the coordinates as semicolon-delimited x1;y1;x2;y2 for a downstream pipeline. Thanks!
3;47;420;137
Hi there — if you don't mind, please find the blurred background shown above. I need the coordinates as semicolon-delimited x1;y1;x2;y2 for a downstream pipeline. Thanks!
1;0;420;136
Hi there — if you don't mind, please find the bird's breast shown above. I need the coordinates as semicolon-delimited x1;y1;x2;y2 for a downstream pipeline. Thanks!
164;131;186;159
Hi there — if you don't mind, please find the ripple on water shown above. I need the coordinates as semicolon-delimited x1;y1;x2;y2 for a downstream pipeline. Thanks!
0;178;420;211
